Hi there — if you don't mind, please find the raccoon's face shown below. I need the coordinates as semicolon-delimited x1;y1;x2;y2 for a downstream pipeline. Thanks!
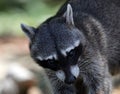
21;4;85;84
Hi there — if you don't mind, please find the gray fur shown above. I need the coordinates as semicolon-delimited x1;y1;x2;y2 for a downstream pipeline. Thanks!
63;4;75;26
21;0;120;94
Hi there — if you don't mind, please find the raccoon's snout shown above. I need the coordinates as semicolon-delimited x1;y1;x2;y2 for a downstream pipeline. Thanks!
56;70;65;82
56;65;80;84
65;74;76;84
56;70;76;84
70;65;80;78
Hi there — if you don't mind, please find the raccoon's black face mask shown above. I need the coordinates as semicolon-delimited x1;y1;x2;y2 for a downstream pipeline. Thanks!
21;4;85;84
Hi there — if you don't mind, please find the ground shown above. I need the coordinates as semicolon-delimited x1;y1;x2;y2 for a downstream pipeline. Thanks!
0;37;120;94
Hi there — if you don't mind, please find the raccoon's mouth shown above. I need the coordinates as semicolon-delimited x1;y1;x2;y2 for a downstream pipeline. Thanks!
56;65;80;84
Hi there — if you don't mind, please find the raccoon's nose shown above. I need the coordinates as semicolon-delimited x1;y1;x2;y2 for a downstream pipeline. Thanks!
65;75;76;84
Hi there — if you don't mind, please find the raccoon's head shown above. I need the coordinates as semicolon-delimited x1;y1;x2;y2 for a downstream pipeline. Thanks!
21;4;85;84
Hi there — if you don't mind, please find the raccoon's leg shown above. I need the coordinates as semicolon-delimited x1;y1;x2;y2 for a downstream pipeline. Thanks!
79;60;112;94
45;69;76;94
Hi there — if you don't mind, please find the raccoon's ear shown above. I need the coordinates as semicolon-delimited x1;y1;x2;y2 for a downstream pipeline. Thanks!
21;24;35;41
63;4;74;26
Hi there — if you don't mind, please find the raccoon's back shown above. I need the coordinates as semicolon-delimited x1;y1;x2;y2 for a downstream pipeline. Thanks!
98;2;120;75
74;0;120;74
71;0;120;68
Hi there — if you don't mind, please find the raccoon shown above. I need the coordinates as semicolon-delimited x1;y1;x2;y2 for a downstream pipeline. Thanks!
21;0;120;94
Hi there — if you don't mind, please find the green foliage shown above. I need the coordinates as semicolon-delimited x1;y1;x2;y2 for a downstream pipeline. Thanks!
42;0;65;6
0;0;65;36
0;0;25;11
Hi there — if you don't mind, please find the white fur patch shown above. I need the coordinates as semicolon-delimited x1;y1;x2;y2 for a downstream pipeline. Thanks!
37;54;57;61
74;40;80;47
56;70;65;82
37;56;43;61
70;65;80;78
61;40;80;56
61;46;74;56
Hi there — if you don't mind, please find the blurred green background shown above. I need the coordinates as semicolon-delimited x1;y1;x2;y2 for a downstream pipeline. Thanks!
0;1;66;94
0;0;65;37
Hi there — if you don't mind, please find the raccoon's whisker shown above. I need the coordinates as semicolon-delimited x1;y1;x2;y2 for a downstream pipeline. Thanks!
79;60;88;67
78;59;86;67
79;70;87;73
79;61;92;70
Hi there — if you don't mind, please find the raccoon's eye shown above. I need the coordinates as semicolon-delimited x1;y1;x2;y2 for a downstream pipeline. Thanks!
46;60;58;70
35;58;60;71
69;50;75;56
68;50;75;57
47;59;54;64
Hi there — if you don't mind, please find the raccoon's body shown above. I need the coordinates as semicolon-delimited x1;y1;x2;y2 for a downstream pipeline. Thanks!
21;0;120;94
56;0;120;74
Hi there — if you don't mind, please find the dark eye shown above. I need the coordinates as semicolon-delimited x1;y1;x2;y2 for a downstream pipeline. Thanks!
46;60;59;71
35;59;59;71
47;60;54;64
68;50;75;57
